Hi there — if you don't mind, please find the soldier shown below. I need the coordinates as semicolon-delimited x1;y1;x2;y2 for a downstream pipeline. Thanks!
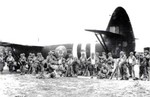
19;53;27;75
0;53;4;74
118;51;128;80
27;53;34;74
127;52;136;78
133;53;140;80
66;54;74;77
46;51;58;78
79;52;87;76
36;53;45;78
144;50;150;79
6;51;15;73
87;53;95;77
140;56;147;80
72;57;80;77
97;65;109;79
32;53;38;75
95;52;101;75
106;52;114;78
99;52;107;69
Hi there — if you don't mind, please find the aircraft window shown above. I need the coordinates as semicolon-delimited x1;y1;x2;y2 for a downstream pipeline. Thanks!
109;26;119;34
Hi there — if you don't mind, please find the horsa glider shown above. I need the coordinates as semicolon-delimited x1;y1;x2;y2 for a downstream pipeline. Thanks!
0;7;135;60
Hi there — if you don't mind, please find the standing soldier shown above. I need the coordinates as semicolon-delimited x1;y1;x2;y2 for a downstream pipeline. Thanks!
6;51;15;73
0;53;4;74
19;53;27;75
118;51;128;80
133;53;140;80
127;52;136;78
36;53;45;78
144;50;150;79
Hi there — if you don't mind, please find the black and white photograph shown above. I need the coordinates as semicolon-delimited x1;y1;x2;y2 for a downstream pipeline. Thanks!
0;0;150;97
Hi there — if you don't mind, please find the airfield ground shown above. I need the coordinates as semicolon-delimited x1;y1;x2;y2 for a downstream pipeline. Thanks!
0;72;150;97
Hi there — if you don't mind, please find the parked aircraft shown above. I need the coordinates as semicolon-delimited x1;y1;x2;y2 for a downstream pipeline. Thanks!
0;6;135;60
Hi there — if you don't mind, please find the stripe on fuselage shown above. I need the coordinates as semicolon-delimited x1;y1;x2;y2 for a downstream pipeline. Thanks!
81;43;86;57
72;43;78;58
91;42;96;58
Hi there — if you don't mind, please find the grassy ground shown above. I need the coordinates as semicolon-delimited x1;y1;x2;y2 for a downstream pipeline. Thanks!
0;72;150;97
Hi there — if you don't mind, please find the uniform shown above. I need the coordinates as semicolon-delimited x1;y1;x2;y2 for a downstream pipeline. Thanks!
6;53;15;73
72;57;80;76
97;65;108;79
106;55;114;78
140;57;147;80
65;57;73;77
57;57;66;77
79;53;87;76
32;54;38;75
46;51;58;78
134;57;140;80
87;53;96;77
119;51;128;80
19;53;27;75
36;53;45;78
27;54;34;74
127;53;136;78
0;53;4;73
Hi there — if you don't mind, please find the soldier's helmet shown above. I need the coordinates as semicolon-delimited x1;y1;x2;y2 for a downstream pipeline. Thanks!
22;53;25;56
32;53;35;57
120;51;124;55
0;52;3;56
29;53;32;56
48;51;53;55
37;52;42;56
102;52;106;55
108;52;112;56
69;54;73;58
8;51;12;56
130;52;134;55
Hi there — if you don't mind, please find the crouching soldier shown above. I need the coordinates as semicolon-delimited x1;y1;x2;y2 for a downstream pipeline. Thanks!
27;53;34;74
72;57;80;77
36;53;45;79
106;52;114;78
57;56;66;77
79;52;87;76
6;52;15;73
32;53;38;75
46;51;58;78
0;53;4;74
97;65;109;79
19;53;27;75
66;54;74;77
87;53;95;78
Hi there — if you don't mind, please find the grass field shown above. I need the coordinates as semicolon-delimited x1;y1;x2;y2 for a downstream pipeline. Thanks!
0;72;150;97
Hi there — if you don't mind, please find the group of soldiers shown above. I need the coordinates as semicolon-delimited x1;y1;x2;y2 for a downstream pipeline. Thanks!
0;50;150;80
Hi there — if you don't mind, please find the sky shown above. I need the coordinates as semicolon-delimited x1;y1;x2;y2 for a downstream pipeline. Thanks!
0;0;150;52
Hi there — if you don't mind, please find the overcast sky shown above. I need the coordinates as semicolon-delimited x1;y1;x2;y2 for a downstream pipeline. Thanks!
0;0;150;52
